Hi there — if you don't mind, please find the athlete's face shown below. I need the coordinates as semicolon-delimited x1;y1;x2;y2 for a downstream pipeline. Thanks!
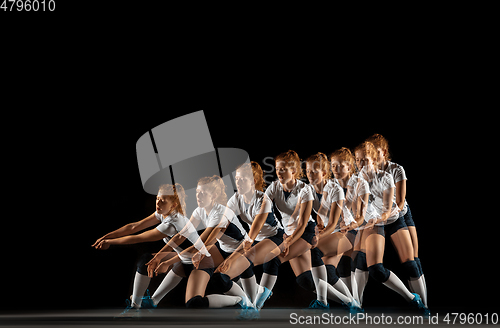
376;147;386;165
196;183;215;208
235;170;254;195
331;156;351;180
306;161;325;185
355;150;375;171
275;161;295;185
156;194;177;216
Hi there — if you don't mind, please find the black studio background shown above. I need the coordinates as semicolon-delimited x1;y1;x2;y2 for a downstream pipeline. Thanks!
3;99;495;314
1;4;497;317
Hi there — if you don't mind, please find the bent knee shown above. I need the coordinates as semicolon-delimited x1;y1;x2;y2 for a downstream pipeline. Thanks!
185;295;209;308
368;263;390;283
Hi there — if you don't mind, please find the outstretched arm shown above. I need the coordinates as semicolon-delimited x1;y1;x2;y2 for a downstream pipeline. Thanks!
92;213;158;248
94;228;166;250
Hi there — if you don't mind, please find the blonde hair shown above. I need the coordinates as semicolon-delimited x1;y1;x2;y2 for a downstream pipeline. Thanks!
158;183;187;215
366;133;391;161
236;161;266;191
197;175;227;204
329;147;356;178
275;150;304;180
305;152;331;179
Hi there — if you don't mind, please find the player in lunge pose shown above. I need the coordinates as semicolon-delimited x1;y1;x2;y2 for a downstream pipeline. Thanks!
353;141;429;315
304;152;361;312
149;176;249;309
92;184;205;315
214;150;316;313
366;134;428;308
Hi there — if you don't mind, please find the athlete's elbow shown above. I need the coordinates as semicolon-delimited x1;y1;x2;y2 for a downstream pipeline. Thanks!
125;223;138;233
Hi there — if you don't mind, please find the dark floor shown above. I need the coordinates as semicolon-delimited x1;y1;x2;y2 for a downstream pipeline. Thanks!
1;307;496;327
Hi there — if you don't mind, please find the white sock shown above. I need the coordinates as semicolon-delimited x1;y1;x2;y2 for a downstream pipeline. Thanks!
151;270;183;306
260;273;278;290
311;266;328;304
332;278;354;300
409;275;427;307
421;274;428;307
351;272;359;304
324;279;351;305
382;271;414;302
225;281;253;307
354;269;369;305
234;278;243;290
254;274;277;309
131;272;150;308
241;275;258;304
340;276;352;293
206;294;242;308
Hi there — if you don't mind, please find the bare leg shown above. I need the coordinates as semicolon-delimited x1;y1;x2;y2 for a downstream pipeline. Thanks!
391;228;426;298
185;246;226;302
185;270;211;302
390;228;414;263
317;232;353;258
365;227;413;302
216;239;281;279
408;226;419;258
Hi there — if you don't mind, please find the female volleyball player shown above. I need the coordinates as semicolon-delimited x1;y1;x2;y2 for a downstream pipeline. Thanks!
214;150;316;312
149;176;250;309
304;152;361;312
366;133;428;308
92;183;205;313
224;162;284;307
354;141;428;315
329;147;368;306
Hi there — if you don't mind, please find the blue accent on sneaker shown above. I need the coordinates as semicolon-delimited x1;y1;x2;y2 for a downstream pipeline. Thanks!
140;289;157;309
308;300;330;310
352;299;364;313
237;308;260;321
341;300;364;315
237;296;254;310
255;287;272;310
410;293;430;317
114;299;140;319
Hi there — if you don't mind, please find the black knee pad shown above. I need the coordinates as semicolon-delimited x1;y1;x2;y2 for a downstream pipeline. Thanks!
402;260;421;279
263;257;281;275
211;272;233;293
337;255;352;278
296;270;316;292
355;251;368;271
240;263;254;279
414;257;423;276
325;264;339;285
310;248;325;267
136;253;154;276
185;295;209;308
368;263;391;283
